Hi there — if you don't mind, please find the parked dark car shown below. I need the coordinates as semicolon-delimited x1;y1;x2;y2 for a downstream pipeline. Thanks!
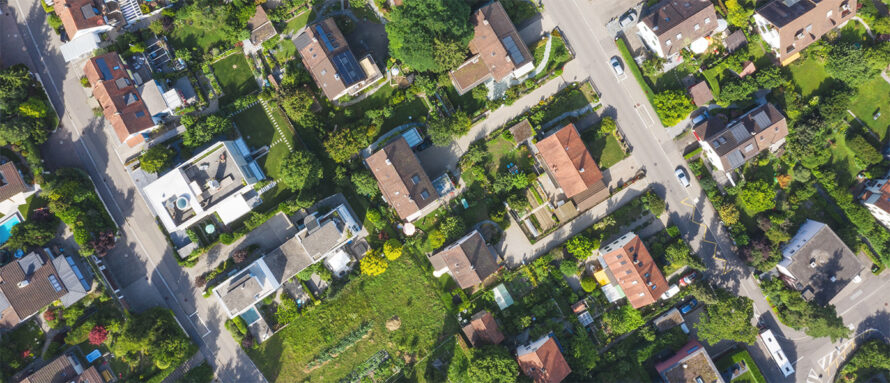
60;30;69;43
679;298;698;314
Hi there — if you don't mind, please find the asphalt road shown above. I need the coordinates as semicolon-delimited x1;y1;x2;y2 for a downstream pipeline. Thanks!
542;0;890;382
5;1;267;381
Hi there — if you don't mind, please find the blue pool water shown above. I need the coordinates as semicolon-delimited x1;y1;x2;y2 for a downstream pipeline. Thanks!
240;307;261;325
0;215;22;245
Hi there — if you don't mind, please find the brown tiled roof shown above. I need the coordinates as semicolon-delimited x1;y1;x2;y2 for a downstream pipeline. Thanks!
248;5;278;45
738;61;757;78
535;124;604;199
0;253;66;329
366;137;436;220
724;29;748;53
294;18;367;100
509;119;534;142
688;81;713;106
601;234;668;309
655;340;724;383
462;310;504;346
20;354;76;383
640;0;718;57
0;162;28;202
83;52;154;147
53;0;105;38
756;0;856;61
516;335;572;383
693;103;787;171
428;231;499;289
450;1;533;94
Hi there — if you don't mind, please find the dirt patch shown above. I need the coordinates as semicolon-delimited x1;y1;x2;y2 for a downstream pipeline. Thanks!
385;316;401;331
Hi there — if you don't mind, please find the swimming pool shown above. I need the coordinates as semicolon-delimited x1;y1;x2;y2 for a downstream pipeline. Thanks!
240;307;261;325
0;214;22;245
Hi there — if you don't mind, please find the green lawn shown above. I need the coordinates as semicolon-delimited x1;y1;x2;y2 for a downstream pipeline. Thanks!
715;348;766;383
282;10;312;35
168;23;230;54
233;103;296;207
272;38;297;64
531;30;572;77
647;64;693;93
211;53;260;105
788;56;829;98
330;86;428;135
849;77;890;140
246;256;457;382
585;132;627;169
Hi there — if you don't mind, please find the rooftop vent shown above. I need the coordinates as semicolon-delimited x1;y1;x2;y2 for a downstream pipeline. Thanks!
17;280;29;288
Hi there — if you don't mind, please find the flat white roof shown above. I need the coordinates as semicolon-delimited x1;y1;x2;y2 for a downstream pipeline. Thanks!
61;34;101;62
216;194;252;225
143;167;202;231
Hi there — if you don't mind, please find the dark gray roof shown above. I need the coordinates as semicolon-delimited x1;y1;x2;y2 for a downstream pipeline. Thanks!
52;256;89;307
264;236;314;283
782;222;864;305
219;271;263;316
724;30;748;52
756;0;817;28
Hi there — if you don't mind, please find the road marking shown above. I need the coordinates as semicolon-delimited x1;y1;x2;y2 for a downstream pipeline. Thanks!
679;197;728;274
807;368;822;383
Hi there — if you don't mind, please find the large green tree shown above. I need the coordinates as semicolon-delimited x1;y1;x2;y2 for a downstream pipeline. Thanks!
7;219;58;250
428;111;472;146
739;180;776;214
386;0;473;72
279;150;323;191
827;43;879;87
602;304;644;335
466;346;519;383
653;90;694;127
695;295;759;345
665;239;707;271
140;145;174;173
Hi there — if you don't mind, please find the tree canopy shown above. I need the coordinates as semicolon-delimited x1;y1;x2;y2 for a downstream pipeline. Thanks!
466;346;519;383
602;304;644;335
695;295;759;345
279;150;323;191
140;145;174;173
428;111;472;146
566;235;594;258
360;252;388;276
386;0;473;72
653;90;694;127
739;180;776;214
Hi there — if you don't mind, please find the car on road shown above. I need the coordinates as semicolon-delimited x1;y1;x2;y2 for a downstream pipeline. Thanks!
610;57;624;75
675;167;691;187
679;271;698;287
679;298;698;314
619;10;636;28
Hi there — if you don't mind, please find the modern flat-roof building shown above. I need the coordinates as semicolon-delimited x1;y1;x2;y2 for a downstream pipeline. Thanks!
293;18;383;100
693;103;788;185
777;220;864;305
754;0;856;65
84;53;157;147
0;251;91;329
429;230;501;289
516;334;572;383
859;178;890;230
598;232;669;309
366;137;438;222
637;0;719;58
534;124;609;211
449;1;534;95
143;139;265;235
654;340;724;383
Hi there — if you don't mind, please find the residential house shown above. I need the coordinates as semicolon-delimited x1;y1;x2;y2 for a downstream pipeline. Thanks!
83;53;157;147
754;0;856;65
54;0;116;62
637;0;719;59
366;137;438;222
654;340;724;383
534;124;609;211
215;197;363;340
461;310;504;347
653;307;687;332
724;29;749;53
0;251;91;329
858;178;890;230
293;18;383;100
688;80;713;106
18;352;105;383
598;232;669;309
693;103;788;185
429;230;500;289
777;220;864;305
0;161;37;218
516;334;572;383
247;5;278;47
143;139;265;236
449;1;534;95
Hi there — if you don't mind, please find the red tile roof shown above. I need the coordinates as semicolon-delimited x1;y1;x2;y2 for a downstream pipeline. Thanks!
601;234;668;309
0;162;28;202
53;0;105;38
462;310;504;346
366;137;436;221
516;335;572;383
83;52;154;147
535;124;604;198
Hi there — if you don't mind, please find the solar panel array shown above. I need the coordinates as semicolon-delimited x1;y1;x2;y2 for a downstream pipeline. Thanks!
96;58;113;81
501;36;525;64
332;51;365;86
